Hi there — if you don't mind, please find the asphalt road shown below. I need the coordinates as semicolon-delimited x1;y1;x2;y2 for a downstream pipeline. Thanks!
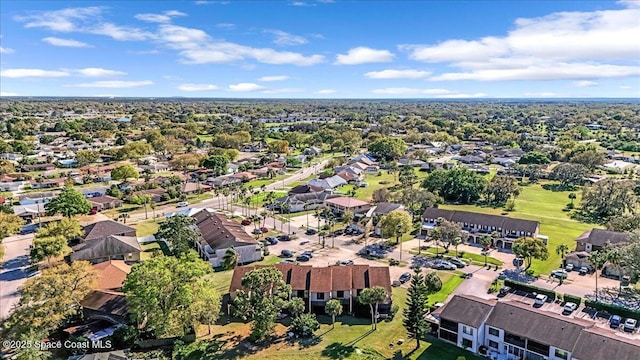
0;233;37;320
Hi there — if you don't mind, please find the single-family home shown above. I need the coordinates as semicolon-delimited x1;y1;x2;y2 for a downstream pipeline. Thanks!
181;182;211;195
82;220;137;241
70;234;141;264
92;260;131;290
89;196;123;211
79;290;128;325
369;203;407;236
192;209;262;268
273;191;339;213
308;175;348;190
575;228;627;253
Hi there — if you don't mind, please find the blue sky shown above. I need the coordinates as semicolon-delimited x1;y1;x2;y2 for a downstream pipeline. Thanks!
1;0;639;98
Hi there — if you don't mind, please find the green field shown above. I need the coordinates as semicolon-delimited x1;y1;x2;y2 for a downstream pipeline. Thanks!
135;220;161;237
427;271;466;306
439;181;598;275
411;247;503;267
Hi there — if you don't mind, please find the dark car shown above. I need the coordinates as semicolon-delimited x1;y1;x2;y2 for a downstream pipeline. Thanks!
265;236;278;245
333;229;345;236
278;235;291;241
610;315;622;328
281;249;294;258
260;227;269;233
296;254;311;262
498;286;511;297
241;219;251;226
302;250;314;258
399;272;411;283
305;228;317;235
449;258;466;268
252;228;263;234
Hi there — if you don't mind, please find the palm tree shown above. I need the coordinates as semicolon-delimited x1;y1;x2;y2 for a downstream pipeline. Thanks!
260;211;268;228
150;201;157;221
556;244;569;266
480;235;491;266
589;250;606;302
605;247;625;295
325;299;343;329
280;203;291;234
222;247;240;270
568;192;577;206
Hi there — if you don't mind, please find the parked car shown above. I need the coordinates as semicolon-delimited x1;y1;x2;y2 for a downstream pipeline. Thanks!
333;229;345;236
241;219;251;226
252;228;263;234
280;258;296;264
296;254;311;262
340;259;354;266
260;227;269;233
432;260;456;270
176;201;189;208
281;249;294;258
563;302;578;313
449;258;466;268
534;294;548;306
624;318;637;332
300;241;309;245
565;264;574;272
513;257;524;267
305;228;317;235
265;236;278;245
399;272;411;283
89;208;98;215
301;250;314;258
498;286;511;297
392;280;402;287
278;235;291;241
610;315;622;328
551;269;568;279
579;266;589;275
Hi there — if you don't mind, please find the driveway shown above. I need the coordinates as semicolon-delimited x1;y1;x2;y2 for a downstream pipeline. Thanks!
0;233;37;320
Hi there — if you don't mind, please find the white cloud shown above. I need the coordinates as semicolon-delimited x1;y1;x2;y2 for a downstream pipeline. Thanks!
195;1;229;4
216;23;235;29
574;80;597;87
403;6;640;82
15;6;103;32
290;2;316;6
335;47;394;65
177;83;220;91
163;75;183;80
75;68;126;77
619;85;633;89
524;92;566;97
365;69;431;79
0;92;19;97
429;62;640;81
0;46;15;54
135;10;186;23
315;89;336;95
42;36;92;47
67;80;154;88
228;83;265;92
262;88;304;94
258;75;289;82
618;0;640;8
371;88;487;98
436;92;488;98
1;68;70;78
90;23;153;41
264;29;308;46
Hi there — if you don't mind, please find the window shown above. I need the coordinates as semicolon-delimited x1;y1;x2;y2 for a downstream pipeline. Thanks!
439;329;457;343
462;325;473;335
317;293;325;300
336;290;344;298
488;340;499;349
297;290;305;298
554;349;569;360
462;338;473;349
488;327;499;336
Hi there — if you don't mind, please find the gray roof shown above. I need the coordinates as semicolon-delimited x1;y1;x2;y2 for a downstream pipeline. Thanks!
571;328;640;360
575;228;628;247
71;235;141;262
83;220;136;241
373;202;404;215
439;295;496;328
485;301;592;352
422;208;539;234
192;209;257;250
308;175;347;189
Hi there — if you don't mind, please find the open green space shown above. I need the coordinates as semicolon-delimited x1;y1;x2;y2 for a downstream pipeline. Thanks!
438;181;598;275
426;271;465;306
351;171;397;201
135;220;160;237
411;247;503;267
139;240;171;260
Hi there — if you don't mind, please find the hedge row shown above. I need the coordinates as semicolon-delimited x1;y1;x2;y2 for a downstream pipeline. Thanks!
584;300;640;321
562;294;582;305
504;279;556;299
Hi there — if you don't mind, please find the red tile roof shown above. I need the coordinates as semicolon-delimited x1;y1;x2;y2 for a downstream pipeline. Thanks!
325;196;370;208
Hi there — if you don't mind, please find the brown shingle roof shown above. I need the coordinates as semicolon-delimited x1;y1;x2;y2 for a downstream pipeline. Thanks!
422;208;539;233
71;235;141;262
331;266;352;291
486;301;592;351
571;327;640;360
289;265;313;291
192;209;257;250
439;295;496;328
575;228;628;247
309;267;333;293
351;265;369;290
88;195;121;205
368;266;392;294
92;260;131;290
80;290;128;317
83;220;136;241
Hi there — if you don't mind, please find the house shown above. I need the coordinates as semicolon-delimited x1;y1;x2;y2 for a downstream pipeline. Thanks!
308;175;348;190
92;260;131;290
83;220;136;241
231;172;258;182
22;163;56;172
80;186;108;198
398;158;426;167
18;191;59;205
230;264;392;314
437;294;640;360
70;235;141;264
369;203;407;236
79;290;128;324
208;175;242;188
89;196;123;211
0;177;30;192
130;188;166;202
422;208;544;250
575;228;627;253
325;196;372;216
192;209;262;268
274;191;339;213
564;251;591;270
13;204;46;223
288;184;325;196
181;181;211;195
303;147;322;156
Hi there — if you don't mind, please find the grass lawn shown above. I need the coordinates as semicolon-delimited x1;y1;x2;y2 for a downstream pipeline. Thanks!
195;285;479;360
426;271;465;306
139;240;171;260
438;181;598;275
135;220;160;237
186;192;214;203
352;171;397;201
246;174;289;189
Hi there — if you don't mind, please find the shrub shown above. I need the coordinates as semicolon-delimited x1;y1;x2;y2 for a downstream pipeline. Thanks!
389;258;400;266
563;293;581;305
290;313;320;338
584;300;640;321
504;279;556;299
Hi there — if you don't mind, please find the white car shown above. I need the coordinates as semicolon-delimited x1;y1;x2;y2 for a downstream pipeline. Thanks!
176;201;189;208
563;302;578;313
534;294;548;306
624;318;637;332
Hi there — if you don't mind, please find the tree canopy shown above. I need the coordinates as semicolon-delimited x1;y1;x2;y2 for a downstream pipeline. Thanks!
156;214;201;258
422;168;486;204
513;237;549;270
379;210;413;243
45;187;92;218
111;164;140;181
581;179;637;220
368;137;407;161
